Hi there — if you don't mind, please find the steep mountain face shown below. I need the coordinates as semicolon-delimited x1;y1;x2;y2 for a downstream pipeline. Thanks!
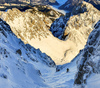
0;15;100;88
74;20;100;88
0;18;56;88
64;1;100;44
59;0;100;11
0;5;75;65
50;1;100;39
0;18;55;67
0;5;62;43
0;2;99;66
0;2;100;65
50;1;100;64
0;17;76;88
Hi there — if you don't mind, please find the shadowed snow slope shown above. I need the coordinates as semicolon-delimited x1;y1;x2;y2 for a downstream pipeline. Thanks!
74;20;100;88
0;18;56;88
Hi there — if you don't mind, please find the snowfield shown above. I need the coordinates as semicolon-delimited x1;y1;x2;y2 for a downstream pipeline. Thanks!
0;18;77;88
0;16;100;88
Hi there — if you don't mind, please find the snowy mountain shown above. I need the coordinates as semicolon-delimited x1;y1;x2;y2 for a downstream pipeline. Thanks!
50;1;100;64
0;16;100;88
0;5;75;65
0;2;99;65
0;18;78;88
59;0;100;11
56;20;100;88
0;18;56;88
0;1;100;87
74;20;100;88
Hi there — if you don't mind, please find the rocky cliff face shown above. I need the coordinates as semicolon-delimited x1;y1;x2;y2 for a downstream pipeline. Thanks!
0;5;71;65
74;20;100;88
50;1;100;64
59;0;100;11
0;5;62;43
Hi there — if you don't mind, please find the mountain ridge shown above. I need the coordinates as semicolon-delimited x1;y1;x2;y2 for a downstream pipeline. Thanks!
0;1;100;88
50;1;100;64
59;0;100;11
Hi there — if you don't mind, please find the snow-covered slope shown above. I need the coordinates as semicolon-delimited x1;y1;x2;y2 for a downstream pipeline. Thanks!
0;16;82;88
74;20;100;88
0;18;56;88
50;1;100;64
0;13;100;88
2;2;98;65
0;7;76;65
